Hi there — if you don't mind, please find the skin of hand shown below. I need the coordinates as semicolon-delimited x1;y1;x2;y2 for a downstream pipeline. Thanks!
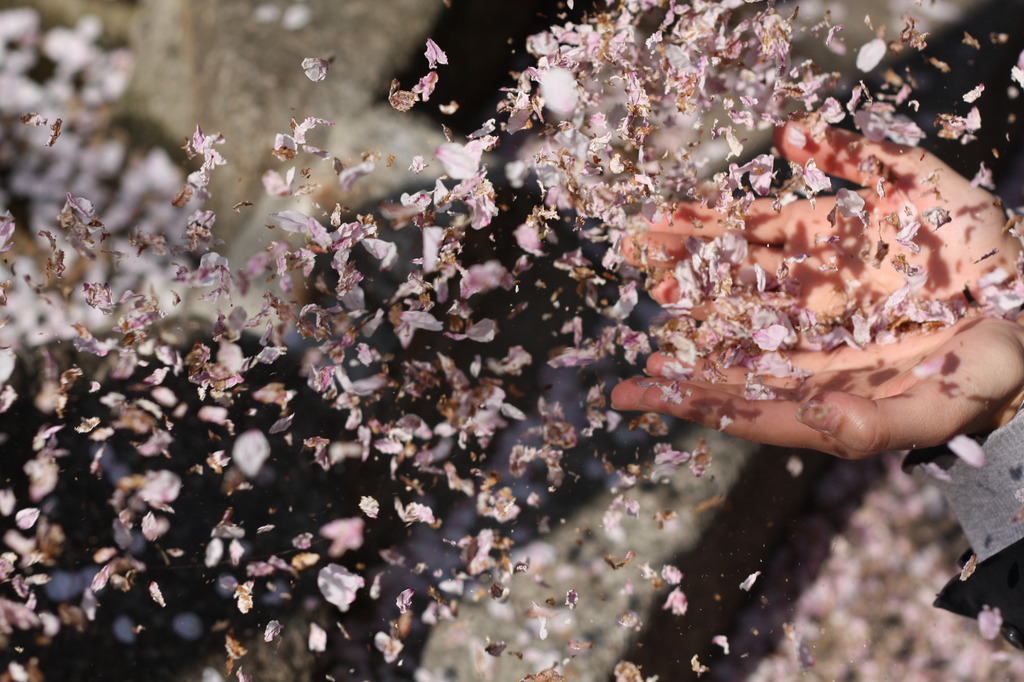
611;122;1024;459
628;122;1020;314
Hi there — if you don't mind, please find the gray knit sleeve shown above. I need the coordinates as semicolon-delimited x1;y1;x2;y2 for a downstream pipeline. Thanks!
909;411;1024;562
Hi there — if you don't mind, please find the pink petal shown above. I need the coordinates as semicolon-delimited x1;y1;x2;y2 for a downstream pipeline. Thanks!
374;631;404;663
802;159;831;193
835;188;865;218
309;623;327;652
15;508;39;530
270;210;332;248
338;160;377;191
264;620;283;643
0;214;14;254
318;564;364;612
435;142;479;180
139;470;182;509
948;434;985;468
232;430;271;479
397;589;414;613
320;517;365;558
539;67;579;116
301;57;329;82
465;318;497;342
856;38;886;72
424;39;448;69
752;324;788;351
979;605;1002;640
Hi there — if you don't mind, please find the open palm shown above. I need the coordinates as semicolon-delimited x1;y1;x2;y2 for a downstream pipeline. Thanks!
613;123;1024;458
627;123;1018;315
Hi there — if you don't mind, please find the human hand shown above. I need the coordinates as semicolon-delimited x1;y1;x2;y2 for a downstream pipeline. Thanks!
612;315;1024;458
626;122;1020;316
612;122;1024;458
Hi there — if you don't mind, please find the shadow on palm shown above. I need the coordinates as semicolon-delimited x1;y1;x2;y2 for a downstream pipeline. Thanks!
631;123;1017;318
613;122;1024;459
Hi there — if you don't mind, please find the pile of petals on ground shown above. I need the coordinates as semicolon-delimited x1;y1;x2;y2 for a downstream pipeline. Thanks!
737;456;1024;681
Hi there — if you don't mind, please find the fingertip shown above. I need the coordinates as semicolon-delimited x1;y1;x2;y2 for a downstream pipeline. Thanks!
621;228;661;266
795;399;841;435
609;380;635;410
649;277;678;305
638;385;661;411
799;391;897;458
645;352;668;376
610;378;655;411
620;232;639;263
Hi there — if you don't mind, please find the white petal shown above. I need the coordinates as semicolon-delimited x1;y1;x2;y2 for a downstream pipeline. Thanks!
540;68;578;116
948;434;985;468
233;430;271;479
856;38;887;72
752;325;787;352
435;143;478;180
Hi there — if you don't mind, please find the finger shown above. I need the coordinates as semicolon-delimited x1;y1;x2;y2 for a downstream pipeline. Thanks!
794;381;978;457
644;353;732;381
642;242;845;312
622;230;692;268
611;377;839;449
628;229;806;272
612;375;961;459
644;354;817;393
649;199;831;246
645;338;919;386
773;122;937;188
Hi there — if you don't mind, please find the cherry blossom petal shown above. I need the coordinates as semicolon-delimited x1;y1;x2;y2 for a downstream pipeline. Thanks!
397;589;414;614
264;620;283;643
232;430;271;479
15;508;39;530
835;188;865;218
424;39;448;69
802;159;831;193
435;142;480;180
320;517;365;558
374;631;404;663
139;470;182;510
540;67;578;116
855;38;886;72
318;564;364;612
978;605;1002;640
947;434;985;468
301;57;329;82
752;324;788;352
309;623;327;652
0;214;14;255
270;210;332;248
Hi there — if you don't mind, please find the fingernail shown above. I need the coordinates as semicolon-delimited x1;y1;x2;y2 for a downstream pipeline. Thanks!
638;387;657;411
796;400;840;434
611;383;655;411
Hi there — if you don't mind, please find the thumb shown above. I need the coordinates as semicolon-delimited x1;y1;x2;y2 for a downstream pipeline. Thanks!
795;391;940;458
795;399;843;435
